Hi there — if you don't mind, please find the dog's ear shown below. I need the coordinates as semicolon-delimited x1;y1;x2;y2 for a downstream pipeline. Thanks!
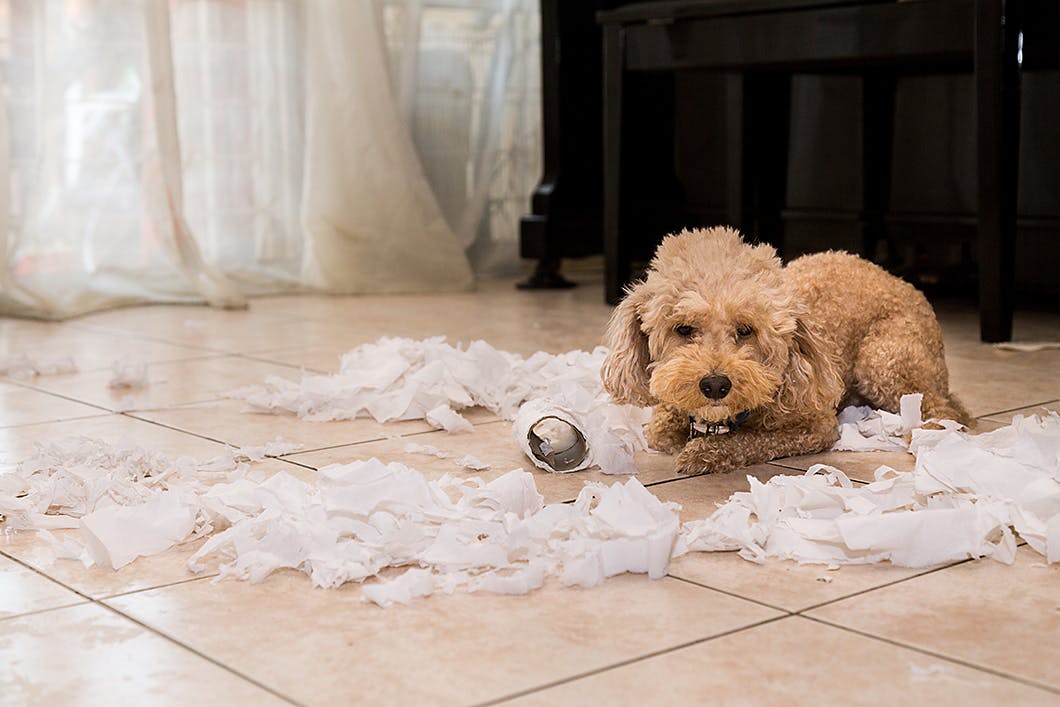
775;316;843;415
601;285;654;406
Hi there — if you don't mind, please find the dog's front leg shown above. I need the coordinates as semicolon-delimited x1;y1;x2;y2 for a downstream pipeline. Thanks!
645;404;690;454
676;419;839;474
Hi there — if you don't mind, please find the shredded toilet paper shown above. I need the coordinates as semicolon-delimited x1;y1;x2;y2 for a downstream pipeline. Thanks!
108;357;149;389
0;353;77;379
227;337;650;474
185;462;681;605
2;379;1058;605
680;408;1060;567
832;393;925;452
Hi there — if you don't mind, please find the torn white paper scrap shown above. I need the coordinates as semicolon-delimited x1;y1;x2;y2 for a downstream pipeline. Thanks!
231;437;305;462
994;341;1060;352
832;393;925;452
186;460;679;601
0;436;242;567
227;337;651;475
425;404;474;434
362;568;437;607
6;407;1057;608
108;357;149;389
0;353;77;379
403;442;450;459
684;412;1060;568
456;454;490;471
80;493;197;569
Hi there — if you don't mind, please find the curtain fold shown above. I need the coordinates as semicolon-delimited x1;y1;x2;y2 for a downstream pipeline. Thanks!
300;0;473;293
0;0;539;319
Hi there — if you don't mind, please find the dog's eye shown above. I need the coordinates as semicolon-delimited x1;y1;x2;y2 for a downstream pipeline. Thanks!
736;324;754;338
674;324;695;337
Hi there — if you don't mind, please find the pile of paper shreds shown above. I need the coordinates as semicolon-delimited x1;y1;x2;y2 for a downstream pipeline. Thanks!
1;338;1057;607
227;337;651;474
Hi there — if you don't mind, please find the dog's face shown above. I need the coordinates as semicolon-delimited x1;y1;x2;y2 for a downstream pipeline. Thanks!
602;227;838;424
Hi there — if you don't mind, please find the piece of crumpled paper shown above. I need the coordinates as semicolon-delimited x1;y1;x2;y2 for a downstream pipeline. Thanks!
108;357;149;389
187;460;681;606
227;337;650;475
0;437;682;603
0;437;280;569
3;402;1056;607
832;393;925;452
681;407;1060;567
0;353;77;379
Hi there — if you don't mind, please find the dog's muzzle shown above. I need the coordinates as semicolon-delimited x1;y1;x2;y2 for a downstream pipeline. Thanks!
689;411;750;439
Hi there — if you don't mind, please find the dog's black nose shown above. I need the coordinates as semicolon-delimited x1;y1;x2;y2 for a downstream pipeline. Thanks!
699;375;732;400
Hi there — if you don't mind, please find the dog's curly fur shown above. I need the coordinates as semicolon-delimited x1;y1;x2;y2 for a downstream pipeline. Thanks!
602;226;971;474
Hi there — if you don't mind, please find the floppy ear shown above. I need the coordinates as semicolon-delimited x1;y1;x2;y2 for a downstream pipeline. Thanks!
601;285;654;406
774;316;843;416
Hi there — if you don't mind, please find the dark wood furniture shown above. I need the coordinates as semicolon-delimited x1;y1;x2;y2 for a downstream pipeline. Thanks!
518;0;683;289
598;0;1060;342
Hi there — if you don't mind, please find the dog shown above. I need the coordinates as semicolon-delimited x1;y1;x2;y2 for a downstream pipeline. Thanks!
601;226;971;474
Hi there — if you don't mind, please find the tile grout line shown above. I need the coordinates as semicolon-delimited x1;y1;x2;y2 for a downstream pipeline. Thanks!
96;600;305;706
233;352;329;374
120;410;246;449
2;541;300;703
0;412;113;431
978;398;1059;421
0;600;91;624
801;614;1060;696
474;614;790;707
793;558;975;614
666;574;791;614
279;418;509;463
97;572;222;601
1;378;116;414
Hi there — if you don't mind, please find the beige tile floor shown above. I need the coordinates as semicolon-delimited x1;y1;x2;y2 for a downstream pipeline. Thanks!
1;271;1059;706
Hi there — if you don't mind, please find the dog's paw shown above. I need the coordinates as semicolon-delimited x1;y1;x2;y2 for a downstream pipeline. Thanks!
646;427;687;455
645;407;689;454
675;437;736;475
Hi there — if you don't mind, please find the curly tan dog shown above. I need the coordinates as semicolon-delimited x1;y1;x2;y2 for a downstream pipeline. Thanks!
602;226;971;474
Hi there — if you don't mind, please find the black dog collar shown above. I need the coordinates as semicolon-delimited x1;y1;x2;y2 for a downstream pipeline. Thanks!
689;410;750;439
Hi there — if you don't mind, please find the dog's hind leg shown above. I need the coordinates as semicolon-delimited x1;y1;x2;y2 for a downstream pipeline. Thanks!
851;315;972;426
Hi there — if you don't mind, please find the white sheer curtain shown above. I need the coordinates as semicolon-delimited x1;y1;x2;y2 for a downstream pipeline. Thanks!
0;0;540;319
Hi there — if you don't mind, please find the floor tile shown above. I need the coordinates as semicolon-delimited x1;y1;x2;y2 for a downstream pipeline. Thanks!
0;530;215;601
0;319;207;374
806;546;1060;690
771;414;1008;482
0;555;86;619
23;356;307;412
934;302;1060;358
771;449;915;483
131;398;496;453
248;278;614;358
71;303;302;354
106;571;780;706
0;602;289;706
651;471;959;612
244;345;352;373
981;400;1059;425
505;616;1058;706
288;421;685;504
0;412;229;465
0;382;106;428
0;414;309;599
946;351;1060;417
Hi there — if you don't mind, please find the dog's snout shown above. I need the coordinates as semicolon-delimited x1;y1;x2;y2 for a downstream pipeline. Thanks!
699;375;732;400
